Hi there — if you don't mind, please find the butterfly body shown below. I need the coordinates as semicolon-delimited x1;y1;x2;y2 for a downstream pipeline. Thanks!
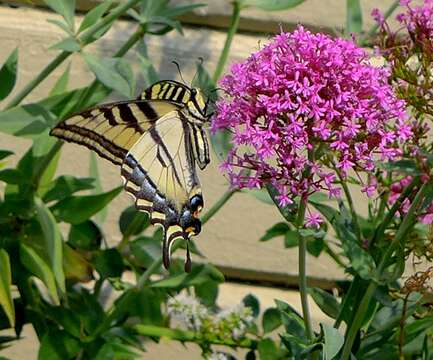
50;81;211;271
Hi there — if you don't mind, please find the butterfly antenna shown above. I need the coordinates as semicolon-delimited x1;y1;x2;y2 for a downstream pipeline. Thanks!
172;60;187;85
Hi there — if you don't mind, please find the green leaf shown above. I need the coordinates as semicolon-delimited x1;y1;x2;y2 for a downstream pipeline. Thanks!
194;281;219;307
275;300;305;338
47;19;74;36
266;183;298;224
258;338;279;360
130;236;160;268
243;293;260;317
308;288;340;319
0;150;13;161
43;176;94;203
68;220;102;251
0;250;14;327
83;53;132;97
346;0;363;35
20;244;59;305
243;0;305;11
50;64;71;96
0;48;18;101
44;0;75;31
50;186;122;224
0;169;26;185
262;308;282;333
322;324;344;360
34;197;65;293
260;222;290;242
306;236;325;257
119;206;150;237
284;230;300;248
136;42;159;87
50;37;81;53
63;244;93;282
38;330;80;360
380;159;420;175
78;0;113;33
151;264;224;288
89;152;107;224
0;104;54;138
94;248;124;278
335;204;375;280
211;128;232;161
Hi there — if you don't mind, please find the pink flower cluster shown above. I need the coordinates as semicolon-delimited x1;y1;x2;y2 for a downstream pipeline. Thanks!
212;26;411;211
396;0;433;42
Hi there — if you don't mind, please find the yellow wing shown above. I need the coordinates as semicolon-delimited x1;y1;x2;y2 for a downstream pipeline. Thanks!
121;110;203;271
50;100;181;165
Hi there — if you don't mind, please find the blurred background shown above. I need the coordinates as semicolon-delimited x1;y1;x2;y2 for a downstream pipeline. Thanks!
0;0;404;358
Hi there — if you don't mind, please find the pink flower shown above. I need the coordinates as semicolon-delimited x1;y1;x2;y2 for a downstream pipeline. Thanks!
305;213;323;229
212;26;411;206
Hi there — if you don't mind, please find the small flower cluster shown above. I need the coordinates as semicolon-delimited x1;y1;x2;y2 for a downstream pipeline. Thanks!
166;293;254;341
212;26;410;212
396;0;433;45
167;293;208;331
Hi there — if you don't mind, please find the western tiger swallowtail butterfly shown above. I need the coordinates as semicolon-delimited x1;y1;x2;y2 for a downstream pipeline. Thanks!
50;80;211;272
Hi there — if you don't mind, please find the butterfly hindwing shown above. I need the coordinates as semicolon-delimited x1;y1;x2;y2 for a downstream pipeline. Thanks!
120;111;202;269
50;80;210;271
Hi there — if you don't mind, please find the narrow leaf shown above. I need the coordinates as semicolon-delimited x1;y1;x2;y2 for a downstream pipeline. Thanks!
34;197;65;293
322;324;344;359
50;186;122;224
89;152;107;224
20;244;59;305
83;53;131;97
0;104;54;139
243;0;305;11
0;48;18;101
346;0;363;35
308;288;340;319
78;0;113;33
44;0;75;31
50;63;71;97
50;37;81;53
0;250;14;326
260;222;290;242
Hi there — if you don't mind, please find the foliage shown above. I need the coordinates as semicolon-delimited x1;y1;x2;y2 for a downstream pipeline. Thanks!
1;0;433;359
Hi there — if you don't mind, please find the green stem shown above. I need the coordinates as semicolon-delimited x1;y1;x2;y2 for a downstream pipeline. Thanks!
133;324;257;349
6;0;143;109
371;177;420;247
296;195;314;343
212;1;241;83
335;167;362;242
340;182;429;359
137;189;238;288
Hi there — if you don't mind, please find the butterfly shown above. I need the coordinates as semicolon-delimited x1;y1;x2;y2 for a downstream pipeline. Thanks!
50;80;211;272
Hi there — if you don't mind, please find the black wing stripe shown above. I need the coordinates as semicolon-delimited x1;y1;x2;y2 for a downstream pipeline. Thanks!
136;101;158;120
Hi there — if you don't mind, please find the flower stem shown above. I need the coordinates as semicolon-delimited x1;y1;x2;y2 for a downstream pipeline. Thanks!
212;1;241;83
295;195;314;343
137;189;238;288
340;182;429;359
6;0;143;109
133;324;257;349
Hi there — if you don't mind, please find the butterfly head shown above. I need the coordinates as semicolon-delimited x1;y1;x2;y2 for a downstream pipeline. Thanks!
187;88;211;122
